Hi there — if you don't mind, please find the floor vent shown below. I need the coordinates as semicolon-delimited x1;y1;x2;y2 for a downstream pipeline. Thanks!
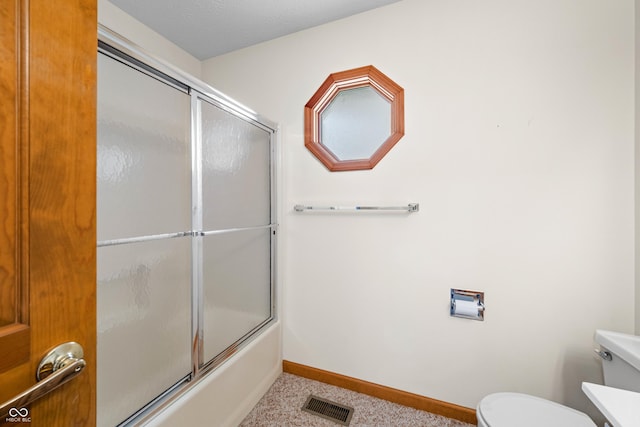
302;395;354;426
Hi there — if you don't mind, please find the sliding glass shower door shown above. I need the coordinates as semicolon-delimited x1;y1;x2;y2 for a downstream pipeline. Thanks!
197;97;274;366
97;39;276;426
97;52;193;427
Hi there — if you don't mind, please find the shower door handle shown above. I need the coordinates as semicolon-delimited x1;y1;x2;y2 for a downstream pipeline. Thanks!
0;342;86;418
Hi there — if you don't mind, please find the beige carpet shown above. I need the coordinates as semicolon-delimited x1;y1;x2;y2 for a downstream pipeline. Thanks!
240;373;476;427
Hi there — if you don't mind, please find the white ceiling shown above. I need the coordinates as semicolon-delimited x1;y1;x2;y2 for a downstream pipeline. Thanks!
109;0;402;60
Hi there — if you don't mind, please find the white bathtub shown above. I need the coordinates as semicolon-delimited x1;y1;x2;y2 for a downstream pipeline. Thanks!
145;321;281;427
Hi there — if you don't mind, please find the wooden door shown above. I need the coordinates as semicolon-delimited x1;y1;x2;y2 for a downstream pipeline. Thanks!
0;0;96;425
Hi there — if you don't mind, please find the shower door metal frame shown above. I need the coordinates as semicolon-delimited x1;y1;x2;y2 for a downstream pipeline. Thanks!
97;25;278;426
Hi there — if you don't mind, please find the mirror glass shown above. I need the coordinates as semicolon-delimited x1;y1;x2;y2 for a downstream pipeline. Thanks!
320;86;391;161
304;65;404;171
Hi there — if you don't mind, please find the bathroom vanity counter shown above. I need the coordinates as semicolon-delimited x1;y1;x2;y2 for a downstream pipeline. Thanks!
582;382;640;427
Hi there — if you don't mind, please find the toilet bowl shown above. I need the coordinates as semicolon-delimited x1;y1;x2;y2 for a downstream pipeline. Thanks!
476;392;595;427
477;329;640;426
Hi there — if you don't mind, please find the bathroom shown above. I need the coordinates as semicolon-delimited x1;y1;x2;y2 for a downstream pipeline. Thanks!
96;0;637;424
1;0;637;425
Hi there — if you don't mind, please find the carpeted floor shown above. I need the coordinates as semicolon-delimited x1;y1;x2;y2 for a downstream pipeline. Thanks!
240;373;476;427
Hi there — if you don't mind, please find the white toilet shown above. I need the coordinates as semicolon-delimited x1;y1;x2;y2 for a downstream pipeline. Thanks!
476;330;640;427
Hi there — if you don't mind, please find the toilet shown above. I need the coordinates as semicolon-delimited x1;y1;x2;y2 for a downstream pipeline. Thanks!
476;392;595;427
476;330;640;427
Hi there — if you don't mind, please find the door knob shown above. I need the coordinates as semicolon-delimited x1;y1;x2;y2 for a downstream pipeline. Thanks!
0;342;86;418
36;342;84;380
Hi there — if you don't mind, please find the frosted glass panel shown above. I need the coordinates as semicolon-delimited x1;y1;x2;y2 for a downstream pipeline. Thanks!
97;53;191;241
97;237;191;427
201;99;271;230
202;229;271;363
320;86;391;160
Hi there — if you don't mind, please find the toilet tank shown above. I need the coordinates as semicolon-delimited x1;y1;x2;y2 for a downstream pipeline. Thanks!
595;330;640;393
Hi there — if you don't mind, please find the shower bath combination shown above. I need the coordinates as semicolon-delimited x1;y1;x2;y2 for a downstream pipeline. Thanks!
96;27;277;426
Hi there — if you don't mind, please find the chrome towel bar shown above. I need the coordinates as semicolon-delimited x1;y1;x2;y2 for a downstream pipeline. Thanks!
294;203;419;213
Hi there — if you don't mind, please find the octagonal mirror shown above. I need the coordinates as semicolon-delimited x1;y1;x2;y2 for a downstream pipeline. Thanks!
304;65;404;171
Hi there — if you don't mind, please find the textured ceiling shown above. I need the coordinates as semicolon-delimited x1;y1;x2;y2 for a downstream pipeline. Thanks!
109;0;402;60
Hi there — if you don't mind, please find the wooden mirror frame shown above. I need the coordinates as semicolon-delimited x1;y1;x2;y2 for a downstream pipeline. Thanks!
304;65;404;171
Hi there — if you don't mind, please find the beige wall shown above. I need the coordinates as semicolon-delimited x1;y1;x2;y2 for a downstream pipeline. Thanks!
202;0;635;418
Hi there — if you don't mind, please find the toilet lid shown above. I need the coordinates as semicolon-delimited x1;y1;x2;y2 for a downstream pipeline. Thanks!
477;393;596;427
